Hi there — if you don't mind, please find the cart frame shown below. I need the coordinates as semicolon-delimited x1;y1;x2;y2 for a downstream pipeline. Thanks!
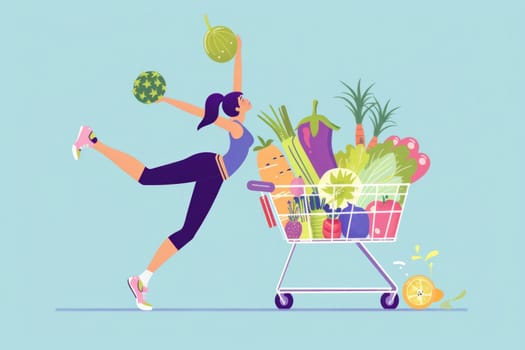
247;180;410;310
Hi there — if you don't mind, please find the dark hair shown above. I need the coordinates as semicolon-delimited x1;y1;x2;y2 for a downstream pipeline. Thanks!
198;91;243;130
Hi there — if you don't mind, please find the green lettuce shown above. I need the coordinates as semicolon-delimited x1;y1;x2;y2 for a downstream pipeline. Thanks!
366;140;417;183
334;144;370;175
359;153;397;184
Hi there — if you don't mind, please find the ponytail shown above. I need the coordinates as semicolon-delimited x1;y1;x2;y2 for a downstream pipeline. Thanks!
198;91;243;130
198;93;224;130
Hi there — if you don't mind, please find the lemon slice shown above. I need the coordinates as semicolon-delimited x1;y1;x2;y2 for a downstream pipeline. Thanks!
402;275;443;309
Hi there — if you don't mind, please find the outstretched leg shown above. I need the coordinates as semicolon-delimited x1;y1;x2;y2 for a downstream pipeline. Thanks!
72;126;221;185
72;125;145;181
93;141;145;181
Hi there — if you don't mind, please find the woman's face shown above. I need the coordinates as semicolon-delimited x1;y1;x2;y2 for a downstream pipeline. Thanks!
236;95;252;113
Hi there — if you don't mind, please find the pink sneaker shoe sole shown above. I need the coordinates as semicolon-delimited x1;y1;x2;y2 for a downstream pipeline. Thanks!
72;126;84;160
127;277;153;311
72;126;95;160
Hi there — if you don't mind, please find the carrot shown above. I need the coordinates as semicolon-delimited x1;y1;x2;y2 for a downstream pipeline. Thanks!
253;136;295;226
337;80;375;146
355;123;365;145
367;98;398;150
367;135;378;149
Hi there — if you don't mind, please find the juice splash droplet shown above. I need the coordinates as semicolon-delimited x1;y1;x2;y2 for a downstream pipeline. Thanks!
440;289;467;309
425;250;439;261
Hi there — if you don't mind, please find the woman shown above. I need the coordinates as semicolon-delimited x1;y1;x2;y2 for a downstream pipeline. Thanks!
71;36;253;311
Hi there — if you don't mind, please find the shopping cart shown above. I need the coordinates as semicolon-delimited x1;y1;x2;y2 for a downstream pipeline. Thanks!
247;180;411;310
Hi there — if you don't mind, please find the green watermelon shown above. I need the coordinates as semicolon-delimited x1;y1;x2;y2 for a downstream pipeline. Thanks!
203;15;237;63
132;71;167;104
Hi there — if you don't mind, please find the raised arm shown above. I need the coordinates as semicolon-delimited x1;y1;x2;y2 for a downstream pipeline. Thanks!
158;97;204;118
158;96;242;136
233;35;242;92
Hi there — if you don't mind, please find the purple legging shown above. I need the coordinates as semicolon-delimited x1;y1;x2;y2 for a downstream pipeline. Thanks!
138;152;223;249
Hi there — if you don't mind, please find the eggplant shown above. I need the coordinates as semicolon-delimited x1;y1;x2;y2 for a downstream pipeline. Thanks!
296;100;340;178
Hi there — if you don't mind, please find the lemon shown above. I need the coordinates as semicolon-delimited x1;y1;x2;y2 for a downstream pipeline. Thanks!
402;275;444;309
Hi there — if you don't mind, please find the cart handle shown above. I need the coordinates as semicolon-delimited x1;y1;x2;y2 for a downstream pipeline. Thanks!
246;180;275;193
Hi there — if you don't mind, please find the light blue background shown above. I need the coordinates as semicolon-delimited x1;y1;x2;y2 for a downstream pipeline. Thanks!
3;0;523;347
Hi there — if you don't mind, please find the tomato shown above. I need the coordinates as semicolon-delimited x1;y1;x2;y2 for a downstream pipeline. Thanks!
366;198;402;239
322;218;342;239
411;152;430;183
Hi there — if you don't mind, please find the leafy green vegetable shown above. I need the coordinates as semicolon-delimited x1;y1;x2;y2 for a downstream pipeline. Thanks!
359;153;397;184
334;144;370;175
351;140;416;208
356;150;403;208
366;140;395;162
366;140;417;183
356;178;403;208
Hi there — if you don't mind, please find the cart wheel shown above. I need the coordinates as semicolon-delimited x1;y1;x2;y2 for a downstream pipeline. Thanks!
380;293;399;309
275;293;294;309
